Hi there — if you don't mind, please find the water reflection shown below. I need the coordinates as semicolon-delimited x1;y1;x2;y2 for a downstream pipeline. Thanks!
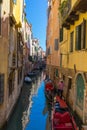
4;71;50;130
25;80;48;130
22;76;41;130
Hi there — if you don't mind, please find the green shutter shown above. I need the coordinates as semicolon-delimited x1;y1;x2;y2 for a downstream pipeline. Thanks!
78;25;81;50
75;25;81;50
83;19;86;49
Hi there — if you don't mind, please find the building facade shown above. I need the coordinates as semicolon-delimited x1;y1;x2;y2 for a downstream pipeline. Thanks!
59;0;87;129
0;0;24;127
46;0;87;129
46;0;60;84
23;18;32;74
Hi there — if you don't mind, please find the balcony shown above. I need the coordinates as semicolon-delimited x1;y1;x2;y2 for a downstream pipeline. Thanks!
59;0;71;20
74;0;87;13
60;0;87;29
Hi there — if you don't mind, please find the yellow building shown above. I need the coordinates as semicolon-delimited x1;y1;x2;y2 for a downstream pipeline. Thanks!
0;0;24;127
59;0;87;128
46;0;60;82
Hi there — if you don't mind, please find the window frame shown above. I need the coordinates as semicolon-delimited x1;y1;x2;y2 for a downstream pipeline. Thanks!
75;20;86;51
54;38;59;51
70;31;74;52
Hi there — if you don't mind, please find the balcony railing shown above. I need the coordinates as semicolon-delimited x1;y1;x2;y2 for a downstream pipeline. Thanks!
60;0;87;29
59;0;71;20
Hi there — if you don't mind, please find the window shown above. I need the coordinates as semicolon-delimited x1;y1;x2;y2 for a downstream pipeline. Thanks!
70;31;74;52
0;74;4;104
75;24;81;50
18;67;22;85
8;71;15;96
60;27;63;42
48;46;52;55
75;20;86;50
54;39;59;50
81;19;86;49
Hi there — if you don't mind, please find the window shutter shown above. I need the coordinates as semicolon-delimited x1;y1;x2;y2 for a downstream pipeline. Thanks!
75;26;78;50
54;39;59;50
78;25;81;50
82;20;86;49
49;46;52;54
60;28;63;42
0;74;4;104
75;25;81;50
70;32;74;52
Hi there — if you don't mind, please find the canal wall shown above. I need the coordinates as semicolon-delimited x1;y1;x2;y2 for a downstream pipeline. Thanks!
0;82;23;130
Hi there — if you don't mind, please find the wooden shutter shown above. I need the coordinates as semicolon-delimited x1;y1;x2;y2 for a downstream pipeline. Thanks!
60;28;63;42
82;19;86;49
75;25;81;50
54;39;59;50
0;74;4;104
70;32;74;52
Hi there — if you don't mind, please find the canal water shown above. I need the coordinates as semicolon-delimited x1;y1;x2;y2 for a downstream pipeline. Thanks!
4;71;51;130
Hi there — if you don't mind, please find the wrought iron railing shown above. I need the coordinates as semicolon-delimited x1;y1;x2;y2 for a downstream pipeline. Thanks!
59;0;71;20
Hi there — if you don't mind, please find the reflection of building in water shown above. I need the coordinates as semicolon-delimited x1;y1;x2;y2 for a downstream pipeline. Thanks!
22;93;33;130
22;72;44;129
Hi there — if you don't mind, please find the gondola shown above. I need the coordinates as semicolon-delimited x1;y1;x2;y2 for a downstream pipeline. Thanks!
51;96;78;130
44;79;54;103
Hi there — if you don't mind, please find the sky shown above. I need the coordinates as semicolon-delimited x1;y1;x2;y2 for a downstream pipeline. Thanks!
25;0;48;51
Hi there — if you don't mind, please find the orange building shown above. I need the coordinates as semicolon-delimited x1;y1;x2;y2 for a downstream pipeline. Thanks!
46;0;60;81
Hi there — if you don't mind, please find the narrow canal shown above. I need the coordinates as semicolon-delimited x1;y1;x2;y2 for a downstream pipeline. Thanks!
4;71;51;130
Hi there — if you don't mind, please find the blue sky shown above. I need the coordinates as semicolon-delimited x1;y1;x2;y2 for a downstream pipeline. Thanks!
25;0;47;51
